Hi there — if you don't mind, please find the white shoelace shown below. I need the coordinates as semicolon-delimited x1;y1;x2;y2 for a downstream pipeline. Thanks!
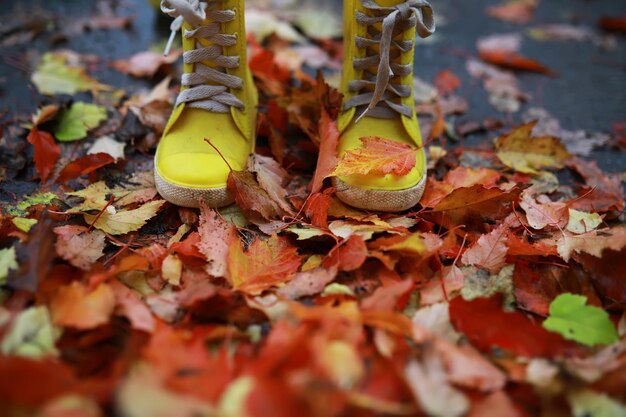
161;0;244;113
344;0;435;123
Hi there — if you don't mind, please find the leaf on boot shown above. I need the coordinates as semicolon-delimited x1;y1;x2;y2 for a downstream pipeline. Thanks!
332;137;417;177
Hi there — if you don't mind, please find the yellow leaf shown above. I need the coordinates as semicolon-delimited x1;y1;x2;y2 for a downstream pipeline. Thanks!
161;254;182;286
495;122;570;174
566;209;602;234
83;200;165;235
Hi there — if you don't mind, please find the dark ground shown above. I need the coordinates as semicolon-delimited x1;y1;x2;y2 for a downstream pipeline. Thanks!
1;0;625;171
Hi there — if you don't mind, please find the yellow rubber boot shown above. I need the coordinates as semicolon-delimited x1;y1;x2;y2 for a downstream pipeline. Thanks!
334;0;435;212
155;0;257;208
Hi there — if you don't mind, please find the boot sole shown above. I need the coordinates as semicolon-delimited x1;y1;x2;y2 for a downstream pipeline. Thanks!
332;172;427;213
155;169;234;208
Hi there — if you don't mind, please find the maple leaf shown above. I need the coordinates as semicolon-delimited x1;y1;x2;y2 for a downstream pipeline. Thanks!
461;223;509;273
304;189;333;229
83;200;165;235
420;265;465;305
444;166;501;189
227;234;302;295
27;128;60;183
277;266;338;299
323;235;368;272
50;282;116;329
332;137;416;177
495;122;571;174
54;225;106;270
197;204;237;278
57;153;115;183
109;280;155;333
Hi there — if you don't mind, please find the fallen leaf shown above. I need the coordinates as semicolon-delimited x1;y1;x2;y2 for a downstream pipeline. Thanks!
111;50;180;78
479;48;554;75
0;246;18;285
83;200;165;235
227;170;285;220
31;52;108;95
495;122;571;174
461;223;509;273
449;294;579;358
54;225;106;270
332;137;417;177
197;204;237;278
520;189;569;230
50;282;116;329
88;135;125;161
54;102;107;142
0;306;59;358
566;209;602;234
555;227;626;261
310;107;340;193
324;235;368;272
161;254;182;286
57;153;115;183
227;234;302;295
277;266;338;299
467;391;525;417
27;128;60;183
248;154;293;215
110;280;156;333
543;293;618;347
434;69;461;95
487;0;537;24
598;15;626;34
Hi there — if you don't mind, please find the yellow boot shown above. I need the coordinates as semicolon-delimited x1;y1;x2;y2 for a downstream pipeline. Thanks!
155;0;257;208
334;0;435;212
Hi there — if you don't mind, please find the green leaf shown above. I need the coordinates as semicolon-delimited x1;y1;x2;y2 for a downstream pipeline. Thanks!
5;192;58;217
0;247;18;285
543;293;618;347
569;389;626;417
31;52;108;96
55;102;108;142
12;218;38;232
0;306;60;358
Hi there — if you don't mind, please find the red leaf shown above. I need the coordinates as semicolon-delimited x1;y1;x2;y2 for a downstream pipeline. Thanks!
332;137;417;177
57;153;115;183
449;294;581;358
324;235;368;272
434;69;461;95
598;15;626;34
304;189;333;229
479;49;555;75
0;357;77;406
310;107;339;193
27;127;60;183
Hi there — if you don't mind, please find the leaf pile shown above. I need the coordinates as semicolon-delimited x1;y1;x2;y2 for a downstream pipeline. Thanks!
0;1;625;417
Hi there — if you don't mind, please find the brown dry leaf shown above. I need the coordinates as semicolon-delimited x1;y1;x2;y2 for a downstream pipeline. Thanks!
227;170;285;221
248;154;294;215
50;282;116;329
495;122;571;174
54;225;106;271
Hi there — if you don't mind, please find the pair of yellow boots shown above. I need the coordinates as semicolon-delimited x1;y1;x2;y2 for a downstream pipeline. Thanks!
154;0;435;212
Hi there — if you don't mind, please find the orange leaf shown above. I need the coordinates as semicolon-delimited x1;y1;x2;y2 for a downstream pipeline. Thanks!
227;234;302;295
434;69;461;95
323;235;368;272
27;127;60;183
332;137;416;177
310;107;339;193
57;153;115;183
50;281;116;329
479;49;554;75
